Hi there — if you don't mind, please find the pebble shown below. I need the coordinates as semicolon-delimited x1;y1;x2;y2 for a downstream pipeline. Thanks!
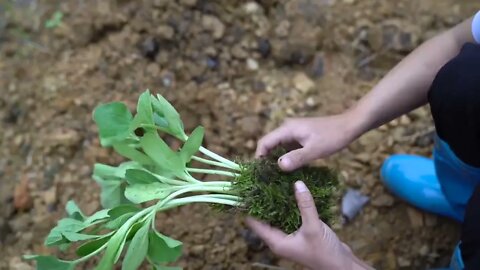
246;58;259;71
371;194;394;207
13;175;32;212
293;72;315;92
139;37;159;60
309;52;325;78
156;25;175;40
257;38;271;58
407;207;424;228
202;15;225;40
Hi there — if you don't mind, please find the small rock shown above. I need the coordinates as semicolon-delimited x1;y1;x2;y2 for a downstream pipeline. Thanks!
309;52;324;78
371;194;394;207
241;229;264;251
190;244;205;256
47;128;82;147
305;97;317;108
180;0;197;7
244;2;262;14
246;58;259;71
406;207;424;228
43;186;57;205
257;38;271;58
419;244;430;256
424;213;438;227
397;256;411;267
160;70;175;88
8;257;33;270
13;175;32;211
8;213;30;232
156;25;175;40
245;139;255;149
0;217;12;242
202;15;225;40
238;116;262;137
139;37;159;60
275;20;290;37
231;45;248;59
293;73;315;92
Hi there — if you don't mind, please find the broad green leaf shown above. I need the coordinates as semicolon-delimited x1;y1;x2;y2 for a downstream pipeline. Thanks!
139;131;185;178
45;218;87;246
94;223;131;270
105;212;135;230
76;233;113;257
93;102;133;146
65;200;85;221
113;143;155;166
130;90;154;132
151;94;186;140
147;230;183;263
84;209;110;225
125;183;174;204
62;231;100;242
108;205;141;219
122;222;150;270
23;255;75;270
180;126;204;163
94;176;130;208
125;169;159;184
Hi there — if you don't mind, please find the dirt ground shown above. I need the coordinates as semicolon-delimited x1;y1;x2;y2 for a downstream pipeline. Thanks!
1;0;480;269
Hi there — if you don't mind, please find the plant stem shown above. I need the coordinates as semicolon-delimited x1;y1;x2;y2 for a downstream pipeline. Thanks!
161;195;242;209
186;167;240;177
151;173;187;186
199;146;240;170
192;156;236;170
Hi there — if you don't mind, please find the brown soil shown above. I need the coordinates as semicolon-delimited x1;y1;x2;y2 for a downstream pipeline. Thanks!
1;0;479;269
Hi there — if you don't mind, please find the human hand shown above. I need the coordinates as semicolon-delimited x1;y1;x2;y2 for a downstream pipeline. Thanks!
255;112;363;171
246;181;369;270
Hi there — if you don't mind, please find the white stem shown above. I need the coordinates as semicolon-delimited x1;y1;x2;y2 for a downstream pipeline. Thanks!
192;156;236;170
186;167;240;177
199;146;240;170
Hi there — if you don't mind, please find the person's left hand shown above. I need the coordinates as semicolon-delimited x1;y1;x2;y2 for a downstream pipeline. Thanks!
246;181;363;270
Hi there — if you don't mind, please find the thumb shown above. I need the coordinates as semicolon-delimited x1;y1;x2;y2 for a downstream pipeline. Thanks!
294;181;320;232
278;148;315;171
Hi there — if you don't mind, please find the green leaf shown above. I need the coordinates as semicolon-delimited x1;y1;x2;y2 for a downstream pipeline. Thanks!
45;11;63;29
93;102;133;146
151;94;186;140
45;218;88;246
125;183;174;204
94;224;131;270
180;126;204;163
105;212;135;230
130;90;155;132
84;209;110;225
76;233;113;257
108;205;141;219
62;231;100;242
122;222;150;270
23;255;74;270
113;143;155;166
94;175;130;208
125;169;159;184
139;131;185;178
65;200;85;221
147;230;183;263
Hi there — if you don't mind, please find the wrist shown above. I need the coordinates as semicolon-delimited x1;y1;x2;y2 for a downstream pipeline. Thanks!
342;105;372;141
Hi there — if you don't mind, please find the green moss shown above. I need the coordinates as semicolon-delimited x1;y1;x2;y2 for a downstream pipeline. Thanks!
231;148;339;233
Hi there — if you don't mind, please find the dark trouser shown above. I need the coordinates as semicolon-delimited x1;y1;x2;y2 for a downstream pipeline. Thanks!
460;185;480;269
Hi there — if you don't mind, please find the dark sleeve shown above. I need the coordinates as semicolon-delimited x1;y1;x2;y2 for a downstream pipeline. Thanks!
460;184;480;269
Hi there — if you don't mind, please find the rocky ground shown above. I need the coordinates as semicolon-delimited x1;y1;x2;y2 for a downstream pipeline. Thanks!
1;0;480;269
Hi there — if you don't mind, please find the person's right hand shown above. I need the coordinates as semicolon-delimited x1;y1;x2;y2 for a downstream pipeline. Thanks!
256;111;364;171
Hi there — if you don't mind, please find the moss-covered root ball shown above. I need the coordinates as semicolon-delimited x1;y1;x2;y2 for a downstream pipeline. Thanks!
233;148;339;233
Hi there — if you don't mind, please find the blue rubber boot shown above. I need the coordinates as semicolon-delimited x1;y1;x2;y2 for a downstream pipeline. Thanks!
380;154;463;221
449;243;465;270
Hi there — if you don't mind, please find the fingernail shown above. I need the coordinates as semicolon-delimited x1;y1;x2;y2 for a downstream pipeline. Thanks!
295;181;308;193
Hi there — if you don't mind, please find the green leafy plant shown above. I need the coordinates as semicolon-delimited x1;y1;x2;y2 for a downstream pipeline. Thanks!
45;11;63;29
25;90;338;270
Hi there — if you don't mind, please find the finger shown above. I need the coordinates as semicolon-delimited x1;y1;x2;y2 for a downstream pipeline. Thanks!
294;181;320;231
255;125;294;158
279;147;317;171
246;217;287;249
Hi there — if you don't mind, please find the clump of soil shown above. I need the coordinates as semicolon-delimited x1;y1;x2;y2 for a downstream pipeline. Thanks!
234;148;339;233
